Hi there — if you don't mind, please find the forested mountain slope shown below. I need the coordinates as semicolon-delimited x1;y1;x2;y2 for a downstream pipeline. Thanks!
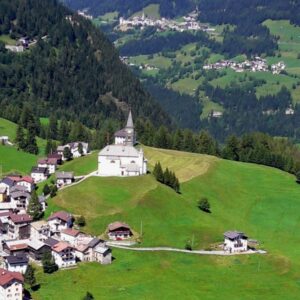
0;0;170;128
63;0;196;18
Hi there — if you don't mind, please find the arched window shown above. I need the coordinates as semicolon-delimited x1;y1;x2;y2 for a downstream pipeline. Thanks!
110;160;115;163
131;160;135;163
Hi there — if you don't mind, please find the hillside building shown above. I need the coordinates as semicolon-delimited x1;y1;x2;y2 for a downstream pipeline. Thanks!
98;111;147;177
223;231;248;253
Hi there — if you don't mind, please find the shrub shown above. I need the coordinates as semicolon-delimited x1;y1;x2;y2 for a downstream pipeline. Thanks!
198;197;211;213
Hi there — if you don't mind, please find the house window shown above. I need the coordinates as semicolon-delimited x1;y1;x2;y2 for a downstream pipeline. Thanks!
110;160;115;163
130;160;135;163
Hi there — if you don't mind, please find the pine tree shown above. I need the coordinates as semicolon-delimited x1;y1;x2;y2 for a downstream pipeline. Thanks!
43;184;51;195
45;139;53;155
15;124;26;150
163;168;171;186
59;118;69;144
63;147;73;161
174;177;180;193
48;115;58;140
82;292;94;300
50;185;58;198
42;251;58;274
27;190;43;221
26;121;39;155
153;162;164;182
78;142;83;156
24;264;36;289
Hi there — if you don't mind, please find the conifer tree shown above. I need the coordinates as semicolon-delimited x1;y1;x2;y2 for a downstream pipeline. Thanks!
163;168;171;186
24;264;36;289
78;142;83;156
59;118;69;144
42;251;58;274
26;121;39;155
15;124;26;150
27;190;43;221
45;139;53;155
82;292;94;300
43;183;51;195
153;162;164;182
63;146;73;161
48;115;58;140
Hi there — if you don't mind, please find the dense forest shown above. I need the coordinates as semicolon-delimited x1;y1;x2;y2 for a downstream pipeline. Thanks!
63;0;196;18
199;0;300;57
0;0;171;129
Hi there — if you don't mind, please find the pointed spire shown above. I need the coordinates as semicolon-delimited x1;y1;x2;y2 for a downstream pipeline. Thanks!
126;110;134;128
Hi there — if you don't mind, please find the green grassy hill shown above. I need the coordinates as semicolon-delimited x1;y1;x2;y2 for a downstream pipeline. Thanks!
0;118;48;174
34;146;300;299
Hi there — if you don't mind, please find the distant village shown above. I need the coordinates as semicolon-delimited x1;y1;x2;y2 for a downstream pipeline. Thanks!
118;10;215;33
203;57;286;75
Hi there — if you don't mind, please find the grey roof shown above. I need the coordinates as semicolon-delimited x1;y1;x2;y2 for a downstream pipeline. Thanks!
6;254;28;265
38;195;46;203
27;239;47;250
87;238;102;248
44;237;60;247
10;185;27;193
1;178;15;187
126;110;134;128
56;171;74;179
114;129;127;138
99;145;141;158
31;167;48;174
224;231;247;240
10;190;30;199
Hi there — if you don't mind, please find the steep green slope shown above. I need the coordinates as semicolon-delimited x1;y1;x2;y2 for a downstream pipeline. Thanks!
35;146;300;299
0;0;170;128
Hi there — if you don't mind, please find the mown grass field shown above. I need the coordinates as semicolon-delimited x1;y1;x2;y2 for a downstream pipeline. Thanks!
59;151;98;176
34;146;300;299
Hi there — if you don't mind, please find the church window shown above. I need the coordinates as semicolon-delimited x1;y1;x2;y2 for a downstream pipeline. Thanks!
110;160;115;163
131;160;135;163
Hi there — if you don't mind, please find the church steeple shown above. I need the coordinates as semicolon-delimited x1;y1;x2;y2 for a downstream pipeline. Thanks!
126;110;134;129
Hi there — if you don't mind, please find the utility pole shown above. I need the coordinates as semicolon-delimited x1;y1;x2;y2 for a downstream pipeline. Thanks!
140;219;143;237
191;234;194;249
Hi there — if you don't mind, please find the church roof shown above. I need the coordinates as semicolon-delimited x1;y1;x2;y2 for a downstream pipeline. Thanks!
126;110;134;128
99;145;141;158
114;129;127;138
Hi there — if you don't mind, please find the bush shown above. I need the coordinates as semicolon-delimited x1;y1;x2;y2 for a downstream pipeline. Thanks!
42;251;58;274
76;215;86;227
198;197;211;213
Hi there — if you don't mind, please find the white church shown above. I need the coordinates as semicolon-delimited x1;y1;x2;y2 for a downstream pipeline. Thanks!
98;111;148;177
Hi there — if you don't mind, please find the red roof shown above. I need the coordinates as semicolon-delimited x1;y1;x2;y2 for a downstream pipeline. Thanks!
48;211;72;222
9;243;28;251
52;241;72;253
48;153;62;159
62;228;80;237
9;213;32;224
38;158;57;165
7;175;34;184
0;268;24;286
108;221;131;231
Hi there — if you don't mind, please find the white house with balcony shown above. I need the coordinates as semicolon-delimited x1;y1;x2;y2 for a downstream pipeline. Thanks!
51;242;76;268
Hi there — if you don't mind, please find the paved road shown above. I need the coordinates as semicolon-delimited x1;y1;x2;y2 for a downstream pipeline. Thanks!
107;243;267;256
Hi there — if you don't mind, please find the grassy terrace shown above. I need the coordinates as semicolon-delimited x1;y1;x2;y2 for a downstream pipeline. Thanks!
33;146;300;299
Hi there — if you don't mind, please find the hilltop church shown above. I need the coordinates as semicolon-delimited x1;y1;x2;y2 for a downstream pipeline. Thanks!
98;111;148;177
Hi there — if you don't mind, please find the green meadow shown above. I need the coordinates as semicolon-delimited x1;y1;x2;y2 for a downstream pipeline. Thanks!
34;146;300;299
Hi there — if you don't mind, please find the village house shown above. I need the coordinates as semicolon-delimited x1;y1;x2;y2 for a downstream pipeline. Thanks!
0;268;24;300
30;167;49;183
27;240;51;261
30;220;50;242
38;158;57;174
9;187;31;211
56;171;75;187
98;111;148;177
4;254;28;274
107;222;133;240
8;214;32;240
3;240;29;257
57;142;89;160
61;228;80;245
47;153;63;165
224;231;248;253
47;211;73;235
93;245;112;265
7;176;34;193
51;242;76;268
